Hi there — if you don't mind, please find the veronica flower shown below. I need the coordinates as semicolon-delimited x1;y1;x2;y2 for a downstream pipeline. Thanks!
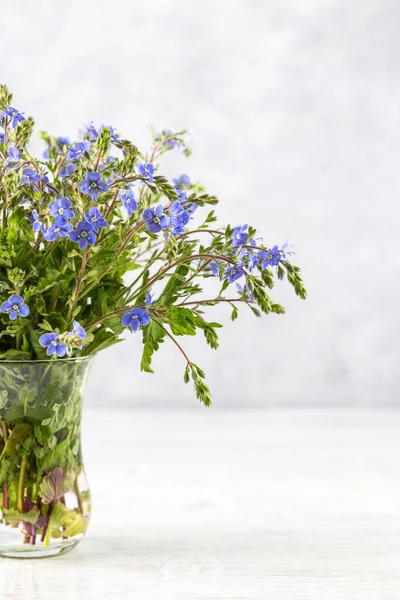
236;282;255;301
5;146;20;170
137;162;155;183
169;200;190;235
43;221;72;242
142;205;169;233
79;172;109;201
84;121;98;141
0;294;30;320
49;197;75;222
172;174;191;200
223;264;246;283
119;188;137;217
280;240;295;260
3;106;25;128
231;224;249;248
121;307;150;332
258;245;281;268
69;221;96;250
56;136;69;148
28;209;43;233
39;332;66;357
59;163;75;179
72;320;86;339
68;141;91;161
20;168;41;186
84;207;108;233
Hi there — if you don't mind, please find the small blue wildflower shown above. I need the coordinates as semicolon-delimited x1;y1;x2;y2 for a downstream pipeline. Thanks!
84;121;98;141
169;200;190;235
3;106;25;128
39;332;66;358
72;320;86;339
119;188;137;217
79;172;109;201
5;146;20;170
146;293;153;306
142;205;169;233
236;282;255;301
258;245;281;268
69;221;96;250
99;156;117;172
209;262;220;276
84;207;108;233
43;221;72;242
59;163;76;179
49;197;75;222
20;168;41;186
68;141;91;161
231;224;248;248
28;209;43;233
280;240;295;260
56;136;69;148
172;174;191;200
223;264;246;283
0;294;30;320
137;162;155;183
121;307;150;332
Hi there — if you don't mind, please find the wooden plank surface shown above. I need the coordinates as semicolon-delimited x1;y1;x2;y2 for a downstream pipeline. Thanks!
1;409;400;599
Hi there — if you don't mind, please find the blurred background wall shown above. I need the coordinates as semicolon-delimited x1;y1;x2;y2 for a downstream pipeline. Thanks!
2;0;400;407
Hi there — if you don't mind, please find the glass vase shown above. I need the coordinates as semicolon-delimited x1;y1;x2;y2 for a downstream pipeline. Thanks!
0;357;93;558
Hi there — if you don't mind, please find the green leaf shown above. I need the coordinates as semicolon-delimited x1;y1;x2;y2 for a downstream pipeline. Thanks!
140;321;165;373
3;506;40;525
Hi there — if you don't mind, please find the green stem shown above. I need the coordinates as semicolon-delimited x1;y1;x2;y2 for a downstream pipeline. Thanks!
17;455;28;513
74;476;84;514
16;333;21;350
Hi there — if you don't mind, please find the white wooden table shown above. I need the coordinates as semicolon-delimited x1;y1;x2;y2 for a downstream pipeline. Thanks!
1;409;400;599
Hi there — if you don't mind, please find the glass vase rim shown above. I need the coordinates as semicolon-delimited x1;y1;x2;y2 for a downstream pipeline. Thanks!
0;355;95;365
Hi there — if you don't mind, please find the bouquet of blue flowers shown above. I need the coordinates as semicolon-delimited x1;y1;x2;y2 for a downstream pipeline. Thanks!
0;85;306;404
0;85;307;556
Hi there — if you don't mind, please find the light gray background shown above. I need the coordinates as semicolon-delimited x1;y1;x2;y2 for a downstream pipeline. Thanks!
2;0;399;407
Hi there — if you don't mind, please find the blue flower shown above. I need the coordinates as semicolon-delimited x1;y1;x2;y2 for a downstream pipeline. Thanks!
68;141;91;161
231;224;248;248
0;133;4;144
3;106;25;128
43;221;72;242
172;174;191;200
84;207;108;232
258;245;281;268
84;121;98;141
69;221;96;250
209;262;220;276
236;282;255;301
20;168;41;186
137;162;155;183
146;293;153;306
223;264;246;283
39;332;66;357
56;136;69;149
59;163;76;179
6;146;20;170
72;320;86;339
142;205;169;233
79;172;109;201
119;188;137;217
169;200;190;235
280;240;295;260
28;209;43;233
0;294;30;320
121;307;150;332
49;197;75;222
